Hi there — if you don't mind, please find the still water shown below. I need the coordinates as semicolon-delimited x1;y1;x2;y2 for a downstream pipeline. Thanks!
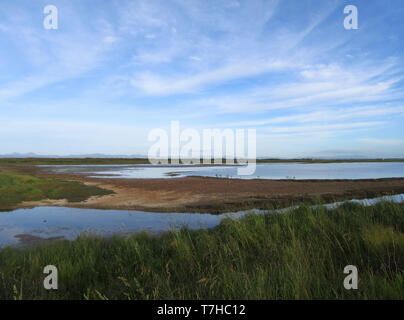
1;194;403;248
42;162;404;180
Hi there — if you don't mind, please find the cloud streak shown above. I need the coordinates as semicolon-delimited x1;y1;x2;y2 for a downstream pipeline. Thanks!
0;0;403;157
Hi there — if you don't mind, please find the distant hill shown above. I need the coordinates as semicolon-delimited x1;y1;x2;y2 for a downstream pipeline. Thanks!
1;153;400;160
0;153;148;159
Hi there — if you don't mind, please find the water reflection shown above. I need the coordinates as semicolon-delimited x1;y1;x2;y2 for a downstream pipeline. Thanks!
42;162;404;180
1;194;403;248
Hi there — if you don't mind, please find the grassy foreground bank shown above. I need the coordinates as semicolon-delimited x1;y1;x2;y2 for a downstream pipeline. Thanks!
0;201;403;300
0;171;113;211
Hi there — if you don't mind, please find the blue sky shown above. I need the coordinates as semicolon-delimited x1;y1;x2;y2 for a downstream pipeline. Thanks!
0;0;403;157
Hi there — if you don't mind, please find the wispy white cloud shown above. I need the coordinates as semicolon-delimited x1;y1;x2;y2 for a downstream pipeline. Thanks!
0;0;403;157
358;138;404;146
197;63;402;114
0;6;118;101
130;59;293;95
262;121;386;134
225;105;404;127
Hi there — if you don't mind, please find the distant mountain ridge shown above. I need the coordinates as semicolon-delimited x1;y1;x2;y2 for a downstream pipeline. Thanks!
0;153;398;160
0;153;148;158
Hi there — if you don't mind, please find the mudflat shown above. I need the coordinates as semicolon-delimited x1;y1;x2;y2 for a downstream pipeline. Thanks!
7;164;404;213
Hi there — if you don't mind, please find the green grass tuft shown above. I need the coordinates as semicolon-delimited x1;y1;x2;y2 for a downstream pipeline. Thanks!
0;172;113;210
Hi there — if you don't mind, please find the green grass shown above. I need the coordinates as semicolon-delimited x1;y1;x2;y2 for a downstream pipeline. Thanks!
0;201;403;300
0;172;113;210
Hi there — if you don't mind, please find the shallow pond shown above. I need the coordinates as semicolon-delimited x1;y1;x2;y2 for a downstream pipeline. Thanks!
42;162;404;180
1;194;403;248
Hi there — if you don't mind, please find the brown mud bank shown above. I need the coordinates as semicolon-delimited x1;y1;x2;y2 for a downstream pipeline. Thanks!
3;164;404;213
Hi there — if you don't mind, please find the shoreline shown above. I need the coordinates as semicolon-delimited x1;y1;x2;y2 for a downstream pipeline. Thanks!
3;193;404;249
1;157;404;166
3;164;404;213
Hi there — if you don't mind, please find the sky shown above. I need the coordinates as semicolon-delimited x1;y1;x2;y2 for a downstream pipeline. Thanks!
0;0;403;158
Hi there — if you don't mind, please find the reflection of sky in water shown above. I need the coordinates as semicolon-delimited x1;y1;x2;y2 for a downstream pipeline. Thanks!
1;194;404;248
43;162;404;180
0;206;238;248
